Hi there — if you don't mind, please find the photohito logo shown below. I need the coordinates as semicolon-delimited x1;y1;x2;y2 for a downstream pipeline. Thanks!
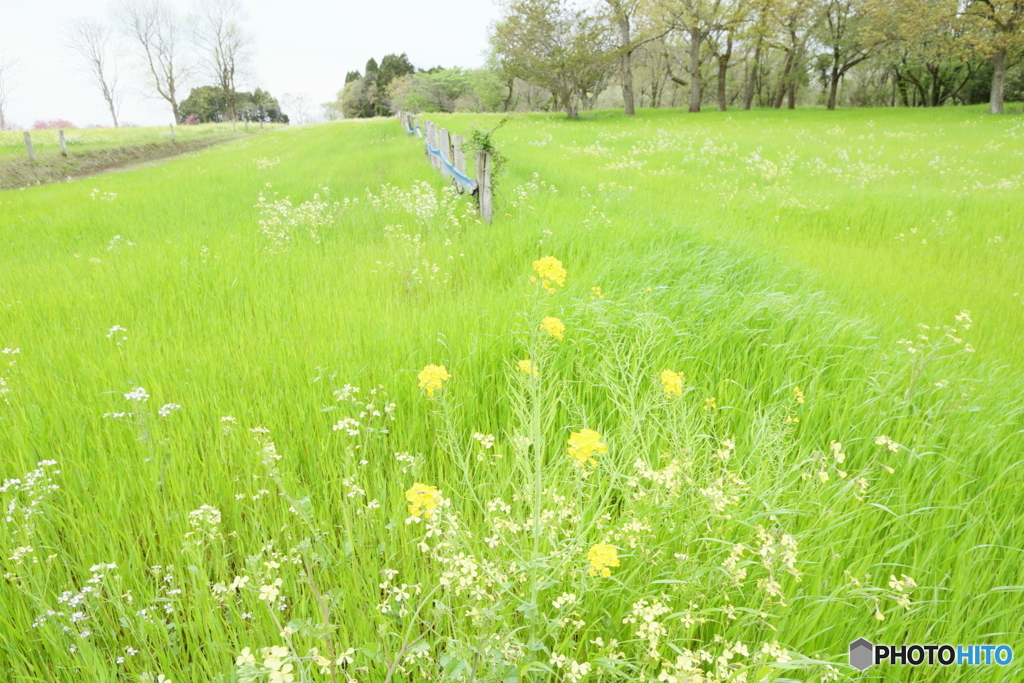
849;638;1013;671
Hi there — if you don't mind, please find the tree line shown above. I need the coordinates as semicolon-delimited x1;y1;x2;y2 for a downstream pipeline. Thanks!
492;0;1023;116
339;0;1022;119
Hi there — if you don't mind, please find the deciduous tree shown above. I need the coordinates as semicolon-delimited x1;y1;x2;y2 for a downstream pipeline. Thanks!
113;0;190;123
491;0;617;117
64;18;123;127
189;0;252;128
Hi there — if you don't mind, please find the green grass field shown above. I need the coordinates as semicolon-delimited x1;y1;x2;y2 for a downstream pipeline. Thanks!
1;106;1022;683
0;122;276;157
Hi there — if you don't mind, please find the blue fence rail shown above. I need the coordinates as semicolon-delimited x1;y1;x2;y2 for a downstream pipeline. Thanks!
397;111;493;224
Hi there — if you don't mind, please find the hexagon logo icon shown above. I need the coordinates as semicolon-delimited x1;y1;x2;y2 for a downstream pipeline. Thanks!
849;638;874;671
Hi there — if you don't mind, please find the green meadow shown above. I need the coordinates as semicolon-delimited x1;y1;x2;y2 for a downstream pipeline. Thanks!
0;122;266;157
0;106;1022;683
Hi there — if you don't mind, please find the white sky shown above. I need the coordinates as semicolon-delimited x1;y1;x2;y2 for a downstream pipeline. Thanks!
0;0;502;128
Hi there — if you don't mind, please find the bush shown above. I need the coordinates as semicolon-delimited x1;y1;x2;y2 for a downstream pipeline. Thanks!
31;119;76;130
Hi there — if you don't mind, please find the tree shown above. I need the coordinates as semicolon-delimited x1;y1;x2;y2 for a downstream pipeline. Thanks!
189;0;252;128
281;92;312;124
65;18;123;127
654;0;748;112
768;0;814;108
963;0;1024;113
178;84;226;121
605;0;641;114
243;87;286;123
340;78;370;118
491;0;617;117
870;0;978;108
404;69;473;112
0;51;16;131
180;84;286;122
113;0;189;123
813;0;882;109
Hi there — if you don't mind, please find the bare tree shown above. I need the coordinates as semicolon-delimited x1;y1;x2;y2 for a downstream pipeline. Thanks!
189;0;252;129
65;18;123;127
281;93;312;124
114;0;190;124
0;51;17;130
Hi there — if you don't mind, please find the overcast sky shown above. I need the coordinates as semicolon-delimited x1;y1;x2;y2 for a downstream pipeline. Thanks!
0;0;503;128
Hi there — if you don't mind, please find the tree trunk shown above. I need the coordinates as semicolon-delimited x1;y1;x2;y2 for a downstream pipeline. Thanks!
563;91;578;118
172;101;181;125
716;37;732;112
773;50;794;109
618;14;635;116
688;27;702;113
827;57;841;110
787;80;796;109
990;49;1007;115
743;38;762;111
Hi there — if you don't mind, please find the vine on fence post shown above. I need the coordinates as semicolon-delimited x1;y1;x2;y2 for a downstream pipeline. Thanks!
465;116;510;224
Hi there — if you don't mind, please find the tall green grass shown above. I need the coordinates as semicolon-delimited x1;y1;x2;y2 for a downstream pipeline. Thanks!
0;109;1021;683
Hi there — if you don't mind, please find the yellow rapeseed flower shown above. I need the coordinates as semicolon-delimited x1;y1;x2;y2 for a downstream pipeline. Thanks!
587;543;619;577
704;397;718;411
793;387;805;404
405;482;441;519
567;428;606;468
517;359;539;377
417;365;450;397
532;256;567;293
660;369;684;397
540;316;565;340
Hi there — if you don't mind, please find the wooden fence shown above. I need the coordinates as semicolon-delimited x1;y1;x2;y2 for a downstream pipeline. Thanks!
398;111;493;224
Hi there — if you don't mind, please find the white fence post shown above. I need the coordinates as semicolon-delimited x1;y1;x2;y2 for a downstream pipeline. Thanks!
58;129;67;157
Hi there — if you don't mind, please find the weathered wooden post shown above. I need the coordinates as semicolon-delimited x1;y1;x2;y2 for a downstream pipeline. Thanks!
452;134;466;176
427;122;440;171
437;128;452;180
23;131;35;162
58;129;68;157
476;150;493;224
423;120;432;162
169;123;175;141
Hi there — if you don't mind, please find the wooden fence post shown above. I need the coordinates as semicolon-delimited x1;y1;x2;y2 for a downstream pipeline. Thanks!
452;134;466;176
58;129;67;157
424;120;432;163
476;150;493;224
23;131;35;162
438;128;452;180
427;122;440;171
169;124;175;141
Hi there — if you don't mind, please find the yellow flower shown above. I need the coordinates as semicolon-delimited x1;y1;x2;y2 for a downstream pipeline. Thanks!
793;387;805;403
567;428;606;468
660;369;684;397
590;286;604;300
532;256;567;292
704;397;718;411
587;543;619;577
405;482;441;519
540;316;565;340
418;364;450;397
517;359;539;377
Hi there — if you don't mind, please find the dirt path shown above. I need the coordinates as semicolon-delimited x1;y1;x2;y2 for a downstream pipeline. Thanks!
0;134;245;190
